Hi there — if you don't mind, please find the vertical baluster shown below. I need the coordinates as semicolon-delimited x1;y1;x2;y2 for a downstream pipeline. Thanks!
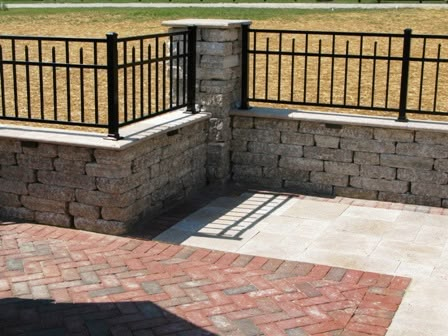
12;39;18;117
140;39;144;117
182;32;187;104
163;42;166;111
357;35;364;106
290;38;295;102
176;40;180;106
25;46;31;118
52;47;58;120
132;46;136;120
303;33;308;102
371;41;378;108
418;38;427;111
93;42;99;124
252;31;257;99
123;41;128;122
265;37;269;100
343;40;349;106
277;32;282;101
385;36;392;109
330;34;335;104
79;47;85;122
65;40;71;121
148;44;152;115
155;37;159;113
433;44;441;112
169;35;173;109
317;40;322;104
0;46;5;116
38;40;44;119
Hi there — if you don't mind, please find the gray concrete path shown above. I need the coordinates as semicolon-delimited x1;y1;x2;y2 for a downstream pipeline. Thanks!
156;192;448;335
6;2;448;9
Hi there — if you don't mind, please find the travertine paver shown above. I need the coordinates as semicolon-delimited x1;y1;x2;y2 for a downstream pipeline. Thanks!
155;192;448;335
0;221;409;335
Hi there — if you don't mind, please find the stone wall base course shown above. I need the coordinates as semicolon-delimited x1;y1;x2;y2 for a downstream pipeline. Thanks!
69;202;100;220
0;192;22;207
21;196;67;214
35;212;72;228
378;192;442;207
74;217;130;235
334;187;378;200
0;206;34;221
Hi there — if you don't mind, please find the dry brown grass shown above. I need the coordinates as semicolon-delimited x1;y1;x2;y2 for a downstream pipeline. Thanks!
1;9;448;132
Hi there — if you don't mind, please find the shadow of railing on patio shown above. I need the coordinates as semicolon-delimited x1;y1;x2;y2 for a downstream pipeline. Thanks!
0;297;216;335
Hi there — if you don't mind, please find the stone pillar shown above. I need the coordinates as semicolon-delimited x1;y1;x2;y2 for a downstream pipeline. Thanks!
163;19;251;183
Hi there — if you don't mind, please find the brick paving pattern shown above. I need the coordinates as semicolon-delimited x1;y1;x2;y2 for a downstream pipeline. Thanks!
0;223;410;336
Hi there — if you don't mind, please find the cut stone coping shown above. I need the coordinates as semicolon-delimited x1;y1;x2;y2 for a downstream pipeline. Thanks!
0;109;210;150
162;19;252;28
231;106;448;134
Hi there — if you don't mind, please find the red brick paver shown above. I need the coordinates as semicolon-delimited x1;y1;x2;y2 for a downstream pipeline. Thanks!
0;223;410;336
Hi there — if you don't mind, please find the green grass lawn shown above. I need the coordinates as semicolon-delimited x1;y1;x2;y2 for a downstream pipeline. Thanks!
3;0;446;4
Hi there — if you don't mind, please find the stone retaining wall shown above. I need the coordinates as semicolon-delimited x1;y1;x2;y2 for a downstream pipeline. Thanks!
0;119;208;233
231;110;448;208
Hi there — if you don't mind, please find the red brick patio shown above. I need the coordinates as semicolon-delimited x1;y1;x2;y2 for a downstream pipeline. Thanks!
0;222;410;336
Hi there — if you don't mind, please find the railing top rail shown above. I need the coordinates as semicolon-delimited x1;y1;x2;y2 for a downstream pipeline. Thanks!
248;28;404;38
116;30;188;43
0;35;106;43
249;28;448;40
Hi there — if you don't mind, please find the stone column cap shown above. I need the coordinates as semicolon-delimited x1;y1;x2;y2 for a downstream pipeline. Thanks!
162;19;251;28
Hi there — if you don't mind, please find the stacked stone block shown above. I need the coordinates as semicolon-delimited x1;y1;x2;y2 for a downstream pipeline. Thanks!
0;121;208;233
165;19;251;183
231;116;448;208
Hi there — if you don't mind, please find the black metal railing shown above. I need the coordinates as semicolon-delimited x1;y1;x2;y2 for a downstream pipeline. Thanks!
0;27;197;139
241;27;448;121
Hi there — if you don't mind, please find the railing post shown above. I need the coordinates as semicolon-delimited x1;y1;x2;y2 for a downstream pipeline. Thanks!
397;28;412;122
106;32;121;139
240;23;250;110
187;26;197;113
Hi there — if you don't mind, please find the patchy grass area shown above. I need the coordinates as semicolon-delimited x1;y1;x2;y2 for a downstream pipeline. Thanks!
1;8;448;36
0;8;447;131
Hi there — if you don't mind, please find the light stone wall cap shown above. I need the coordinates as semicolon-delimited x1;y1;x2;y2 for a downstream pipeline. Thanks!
162;19;251;28
0;109;210;150
231;107;448;134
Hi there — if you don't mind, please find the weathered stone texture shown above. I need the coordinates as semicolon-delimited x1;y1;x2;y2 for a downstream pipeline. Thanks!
38;171;96;190
281;132;314;146
324;162;360;176
0;178;28;195
69;202;100;220
314;135;339;148
360;165;396;180
396;143;448;159
350;177;409;193
74;217;130;235
304;147;352;162
28;183;75;202
23;143;57;157
254;119;298;131
374;128;414;142
248;142;303;157
1;166;35;182
310;172;348;187
380;154;434;170
21;196;67;214
340;139;395;154
279;157;323;171
35;212;72;228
